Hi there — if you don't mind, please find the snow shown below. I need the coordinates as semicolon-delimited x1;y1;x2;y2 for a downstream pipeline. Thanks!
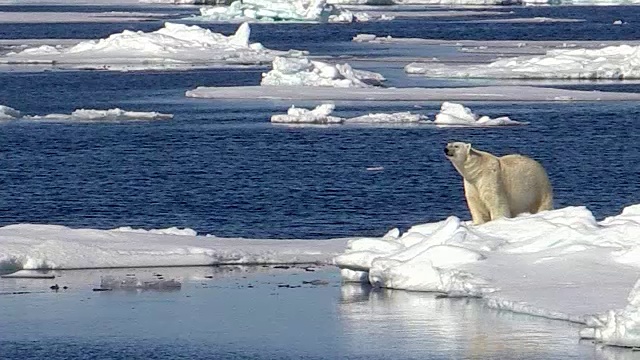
271;103;427;124
406;44;640;80
0;224;348;270
186;84;640;101
333;204;640;347
434;102;525;126
261;56;385;88
0;22;291;71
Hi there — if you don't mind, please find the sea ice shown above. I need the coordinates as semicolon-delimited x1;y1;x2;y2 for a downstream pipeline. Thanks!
0;224;349;270
24;108;173;121
0;105;21;120
434;102;525;126
0;22;290;70
100;275;182;290
334;204;640;346
270;103;427;124
406;44;640;79
192;0;391;22
261;56;385;87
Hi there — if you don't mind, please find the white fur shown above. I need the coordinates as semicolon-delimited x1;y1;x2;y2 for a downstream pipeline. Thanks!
445;142;553;225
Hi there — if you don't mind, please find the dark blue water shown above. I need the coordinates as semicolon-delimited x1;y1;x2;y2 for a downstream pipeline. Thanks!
1;69;640;238
1;6;640;238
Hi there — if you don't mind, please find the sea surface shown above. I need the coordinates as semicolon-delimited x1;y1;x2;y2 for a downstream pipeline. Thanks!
1;5;640;359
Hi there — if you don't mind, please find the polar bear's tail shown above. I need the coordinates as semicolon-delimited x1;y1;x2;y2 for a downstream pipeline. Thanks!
537;191;553;212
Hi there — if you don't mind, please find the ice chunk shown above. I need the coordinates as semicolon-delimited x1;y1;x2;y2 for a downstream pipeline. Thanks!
1;22;288;70
24;108;173;122
100;275;182;290
271;104;343;124
434;102;526;126
111;226;197;236
193;0;392;23
0;105;21;120
261;56;385;88
407;44;640;80
270;104;427;124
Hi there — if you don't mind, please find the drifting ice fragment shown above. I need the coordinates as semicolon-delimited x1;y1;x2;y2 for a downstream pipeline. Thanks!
100;275;182;290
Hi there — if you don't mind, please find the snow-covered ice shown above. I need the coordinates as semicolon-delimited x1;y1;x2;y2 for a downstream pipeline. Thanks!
0;223;348;270
0;22;292;71
271;103;427;124
186;84;640;101
261;56;385;87
24;108;173;122
191;0;393;23
434;102;525;126
0;105;21;120
334;204;640;347
271;102;520;126
0;106;173;122
406;44;640;80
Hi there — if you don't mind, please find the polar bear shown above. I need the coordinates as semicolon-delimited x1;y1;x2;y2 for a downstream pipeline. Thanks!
444;142;553;225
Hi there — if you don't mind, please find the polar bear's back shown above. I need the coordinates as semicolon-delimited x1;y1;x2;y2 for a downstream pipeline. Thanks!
498;154;553;215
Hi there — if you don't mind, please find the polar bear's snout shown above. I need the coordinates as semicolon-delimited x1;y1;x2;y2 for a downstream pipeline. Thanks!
444;147;453;156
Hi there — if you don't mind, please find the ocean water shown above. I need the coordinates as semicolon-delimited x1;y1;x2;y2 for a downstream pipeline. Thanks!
0;266;619;360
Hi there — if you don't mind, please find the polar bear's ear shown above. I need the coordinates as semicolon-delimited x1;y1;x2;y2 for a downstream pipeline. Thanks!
467;144;481;157
464;143;472;154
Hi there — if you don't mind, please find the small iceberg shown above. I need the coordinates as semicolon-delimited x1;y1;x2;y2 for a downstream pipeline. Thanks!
24;108;173;122
434;102;526;126
271;104;428;124
261;56;385;88
1;22;290;71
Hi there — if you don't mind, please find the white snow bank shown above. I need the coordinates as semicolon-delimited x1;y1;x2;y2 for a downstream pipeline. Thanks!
271;103;427;124
406;44;640;80
261;56;385;88
270;102;522;126
186;85;640;101
24;108;173;122
193;0;393;23
0;224;348;270
0;105;21;120
434;102;525;126
334;204;640;346
0;22;291;71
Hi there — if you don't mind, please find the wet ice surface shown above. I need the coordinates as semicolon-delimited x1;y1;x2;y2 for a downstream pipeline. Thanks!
0;266;620;360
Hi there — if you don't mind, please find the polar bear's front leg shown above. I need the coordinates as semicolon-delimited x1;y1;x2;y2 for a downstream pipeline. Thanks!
477;176;511;222
464;180;490;225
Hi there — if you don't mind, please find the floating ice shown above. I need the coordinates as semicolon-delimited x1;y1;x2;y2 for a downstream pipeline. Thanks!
406;44;640;80
261;56;385;88
111;226;197;236
334;204;640;346
434;102;526;126
24;108;173;122
0;105;21;120
0;22;290;70
0;224;348;270
271;103;427;124
99;275;182;290
193;0;390;22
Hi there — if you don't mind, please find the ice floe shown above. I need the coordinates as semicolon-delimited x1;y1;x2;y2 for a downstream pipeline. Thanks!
271;103;427;124
0;105;21;120
0;107;172;122
270;102;521;126
434;102;525;126
261;56;385;87
0;224;349;270
192;0;394;22
0;22;291;71
406;44;640;80
334;204;640;347
186;84;640;101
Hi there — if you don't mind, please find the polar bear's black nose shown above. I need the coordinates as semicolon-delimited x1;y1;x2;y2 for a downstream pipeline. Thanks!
444;147;450;155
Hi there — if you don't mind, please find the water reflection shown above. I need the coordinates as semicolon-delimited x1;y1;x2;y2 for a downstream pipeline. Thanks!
338;283;613;360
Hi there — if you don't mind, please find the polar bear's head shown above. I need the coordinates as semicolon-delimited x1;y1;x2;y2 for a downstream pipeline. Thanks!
444;142;472;167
